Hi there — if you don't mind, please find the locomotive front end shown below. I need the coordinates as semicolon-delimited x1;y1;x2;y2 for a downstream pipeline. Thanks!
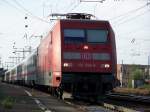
59;14;117;99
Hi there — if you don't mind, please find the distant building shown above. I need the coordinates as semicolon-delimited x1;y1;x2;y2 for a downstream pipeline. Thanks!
117;64;149;87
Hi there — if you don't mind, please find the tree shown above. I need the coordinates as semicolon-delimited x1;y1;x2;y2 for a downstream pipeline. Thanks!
128;65;143;88
132;69;143;80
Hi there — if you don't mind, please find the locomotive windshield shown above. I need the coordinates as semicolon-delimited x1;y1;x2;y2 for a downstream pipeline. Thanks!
64;29;108;43
87;30;108;43
64;29;85;43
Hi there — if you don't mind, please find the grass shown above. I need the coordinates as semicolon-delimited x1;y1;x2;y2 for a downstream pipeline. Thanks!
127;78;132;88
1;96;15;109
32;110;43;112
113;86;150;96
138;84;150;90
31;88;35;96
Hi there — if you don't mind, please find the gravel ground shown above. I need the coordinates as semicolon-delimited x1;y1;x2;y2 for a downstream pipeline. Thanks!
0;82;40;112
0;81;114;112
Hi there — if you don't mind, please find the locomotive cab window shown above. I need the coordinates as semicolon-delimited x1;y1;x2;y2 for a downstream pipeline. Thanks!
87;30;108;43
64;29;85;43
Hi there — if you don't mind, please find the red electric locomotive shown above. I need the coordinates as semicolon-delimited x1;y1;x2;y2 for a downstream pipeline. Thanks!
37;13;117;99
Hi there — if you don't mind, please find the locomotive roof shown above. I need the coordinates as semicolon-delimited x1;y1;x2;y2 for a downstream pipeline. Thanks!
57;19;111;27
50;13;110;24
59;19;110;23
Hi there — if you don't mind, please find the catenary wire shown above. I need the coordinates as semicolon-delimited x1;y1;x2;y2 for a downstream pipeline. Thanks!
12;0;50;23
113;8;150;27
110;4;148;21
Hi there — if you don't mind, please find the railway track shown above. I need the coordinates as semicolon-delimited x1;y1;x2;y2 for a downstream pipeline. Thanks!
106;92;150;103
102;92;150;112
2;82;150;112
24;87;150;112
63;91;150;112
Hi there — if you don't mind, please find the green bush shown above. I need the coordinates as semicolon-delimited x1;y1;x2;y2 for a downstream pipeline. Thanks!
1;96;14;109
128;78;132;88
132;69;143;80
127;67;143;88
139;84;150;90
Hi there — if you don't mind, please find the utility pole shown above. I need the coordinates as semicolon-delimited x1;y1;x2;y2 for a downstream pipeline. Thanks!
9;56;24;65
30;35;43;42
5;62;14;70
120;60;124;87
13;48;31;60
147;0;150;5
9;57;16;66
0;57;4;68
43;2;45;17
148;55;150;78
13;42;32;61
0;57;1;68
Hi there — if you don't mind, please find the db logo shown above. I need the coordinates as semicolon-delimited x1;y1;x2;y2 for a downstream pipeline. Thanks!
81;53;92;60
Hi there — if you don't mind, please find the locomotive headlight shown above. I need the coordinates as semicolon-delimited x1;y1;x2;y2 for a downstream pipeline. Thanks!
83;45;88;50
105;64;110;68
100;64;110;68
63;63;72;67
64;63;69;67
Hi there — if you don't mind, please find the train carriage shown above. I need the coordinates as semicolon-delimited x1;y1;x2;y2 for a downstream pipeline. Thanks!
10;67;17;84
4;70;11;82
25;51;37;86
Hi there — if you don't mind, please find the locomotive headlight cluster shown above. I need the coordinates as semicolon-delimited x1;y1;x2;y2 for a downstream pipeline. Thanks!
83;45;88;50
63;63;72;67
64;63;69;67
101;64;110;68
104;64;110;68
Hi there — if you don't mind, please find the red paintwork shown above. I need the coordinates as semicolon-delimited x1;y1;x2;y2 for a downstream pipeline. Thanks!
38;21;62;87
38;19;117;87
61;20;117;74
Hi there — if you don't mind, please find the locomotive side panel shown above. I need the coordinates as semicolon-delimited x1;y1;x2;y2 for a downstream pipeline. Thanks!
37;36;51;86
109;25;117;75
51;21;62;87
37;23;62;87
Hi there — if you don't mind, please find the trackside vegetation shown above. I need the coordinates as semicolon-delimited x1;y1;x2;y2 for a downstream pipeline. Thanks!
1;96;15;109
128;66;144;88
114;65;150;96
113;87;150;96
